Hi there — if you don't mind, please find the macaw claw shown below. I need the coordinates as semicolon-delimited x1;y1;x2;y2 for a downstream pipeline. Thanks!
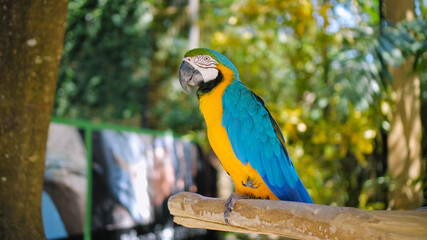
224;193;249;226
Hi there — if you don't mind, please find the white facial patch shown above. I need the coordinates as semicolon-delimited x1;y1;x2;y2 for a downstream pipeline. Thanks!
199;68;219;82
184;55;219;82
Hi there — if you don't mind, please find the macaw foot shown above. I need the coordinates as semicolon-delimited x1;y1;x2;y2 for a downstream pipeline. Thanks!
224;193;249;226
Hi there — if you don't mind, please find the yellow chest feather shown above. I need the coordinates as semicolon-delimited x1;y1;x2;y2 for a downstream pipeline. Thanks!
198;65;278;200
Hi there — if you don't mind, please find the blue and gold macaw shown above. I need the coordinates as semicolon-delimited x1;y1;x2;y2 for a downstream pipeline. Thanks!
178;48;313;224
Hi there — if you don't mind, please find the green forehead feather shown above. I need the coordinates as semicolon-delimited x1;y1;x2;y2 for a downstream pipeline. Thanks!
184;48;212;57
184;48;239;77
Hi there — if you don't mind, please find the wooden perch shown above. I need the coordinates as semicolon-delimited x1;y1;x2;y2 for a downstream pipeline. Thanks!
168;192;427;240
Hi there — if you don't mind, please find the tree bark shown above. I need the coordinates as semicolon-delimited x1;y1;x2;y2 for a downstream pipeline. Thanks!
0;0;69;239
384;0;423;209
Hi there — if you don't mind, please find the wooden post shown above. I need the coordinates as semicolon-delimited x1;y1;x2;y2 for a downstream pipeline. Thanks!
168;192;427;240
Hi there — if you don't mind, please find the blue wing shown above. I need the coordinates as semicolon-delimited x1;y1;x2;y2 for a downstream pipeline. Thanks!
222;81;313;203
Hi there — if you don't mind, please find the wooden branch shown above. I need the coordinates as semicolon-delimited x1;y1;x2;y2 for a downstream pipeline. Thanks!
168;192;427;240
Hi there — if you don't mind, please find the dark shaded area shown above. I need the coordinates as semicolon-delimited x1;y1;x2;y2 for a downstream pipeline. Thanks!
91;130;217;239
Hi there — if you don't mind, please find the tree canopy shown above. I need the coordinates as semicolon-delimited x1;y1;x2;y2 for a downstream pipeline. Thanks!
54;0;427;209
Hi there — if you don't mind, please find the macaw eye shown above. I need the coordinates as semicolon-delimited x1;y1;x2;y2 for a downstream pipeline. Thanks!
194;55;217;68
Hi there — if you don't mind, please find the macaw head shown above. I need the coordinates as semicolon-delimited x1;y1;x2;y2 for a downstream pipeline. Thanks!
178;48;239;94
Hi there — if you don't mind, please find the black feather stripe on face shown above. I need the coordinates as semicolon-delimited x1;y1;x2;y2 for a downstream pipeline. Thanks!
197;70;223;98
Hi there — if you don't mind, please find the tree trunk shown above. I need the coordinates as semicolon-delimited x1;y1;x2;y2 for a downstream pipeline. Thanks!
0;0;69;239
188;0;199;49
385;0;423;209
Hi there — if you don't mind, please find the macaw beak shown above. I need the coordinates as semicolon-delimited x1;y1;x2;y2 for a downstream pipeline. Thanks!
178;60;204;93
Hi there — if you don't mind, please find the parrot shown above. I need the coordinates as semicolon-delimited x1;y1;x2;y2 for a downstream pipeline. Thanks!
178;48;313;225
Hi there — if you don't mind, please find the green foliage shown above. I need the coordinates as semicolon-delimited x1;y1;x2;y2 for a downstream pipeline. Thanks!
55;0;427;209
197;0;426;208
56;0;153;123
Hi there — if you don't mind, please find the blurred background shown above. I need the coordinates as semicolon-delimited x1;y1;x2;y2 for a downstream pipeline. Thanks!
42;0;427;239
